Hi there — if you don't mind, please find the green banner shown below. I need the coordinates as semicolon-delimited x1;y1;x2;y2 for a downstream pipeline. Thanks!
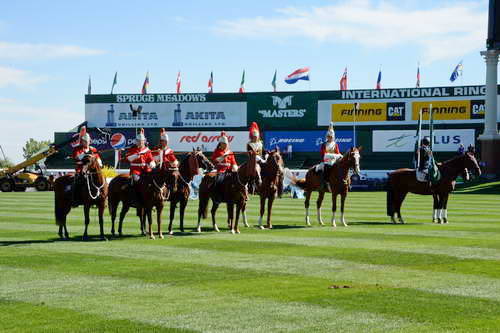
247;92;318;129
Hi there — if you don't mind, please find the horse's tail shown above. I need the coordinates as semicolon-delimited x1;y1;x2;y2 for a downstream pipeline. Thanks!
386;175;394;217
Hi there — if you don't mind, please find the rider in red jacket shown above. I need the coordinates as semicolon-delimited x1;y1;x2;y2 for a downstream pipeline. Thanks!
126;128;156;183
151;128;179;170
316;123;342;191
211;131;238;173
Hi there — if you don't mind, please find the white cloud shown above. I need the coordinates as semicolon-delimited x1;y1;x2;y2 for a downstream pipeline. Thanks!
0;41;105;60
214;0;487;63
0;99;83;163
0;66;47;88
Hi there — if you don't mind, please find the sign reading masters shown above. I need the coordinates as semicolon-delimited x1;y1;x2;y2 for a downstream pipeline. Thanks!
85;94;247;128
264;130;354;153
247;93;317;128
372;129;475;152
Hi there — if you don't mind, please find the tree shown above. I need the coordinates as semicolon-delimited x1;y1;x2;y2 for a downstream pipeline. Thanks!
0;157;14;169
22;138;51;160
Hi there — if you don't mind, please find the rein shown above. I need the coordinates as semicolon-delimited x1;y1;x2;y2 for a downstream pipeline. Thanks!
84;170;105;200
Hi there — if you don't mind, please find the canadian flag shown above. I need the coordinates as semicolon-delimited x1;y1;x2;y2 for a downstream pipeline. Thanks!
176;71;181;94
208;71;213;93
239;70;245;93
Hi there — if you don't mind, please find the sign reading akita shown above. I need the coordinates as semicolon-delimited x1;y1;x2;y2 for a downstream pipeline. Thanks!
247;93;317;128
85;102;247;128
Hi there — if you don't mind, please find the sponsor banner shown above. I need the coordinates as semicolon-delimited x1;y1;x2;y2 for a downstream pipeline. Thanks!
331;102;405;122
64;129;139;151
412;100;472;120
85;102;247;128
340;86;486;100
372;129;475;152
264;130;354;153
471;100;486;119
247;93;317;128
166;131;248;152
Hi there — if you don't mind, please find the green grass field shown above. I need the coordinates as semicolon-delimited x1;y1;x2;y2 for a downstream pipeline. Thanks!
1;186;500;332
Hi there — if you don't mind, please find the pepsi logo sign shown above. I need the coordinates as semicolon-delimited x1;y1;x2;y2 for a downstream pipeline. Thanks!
111;133;127;149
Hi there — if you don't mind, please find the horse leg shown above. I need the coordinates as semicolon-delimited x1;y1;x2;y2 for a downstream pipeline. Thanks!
266;197;274;229
63;221;69;239
118;204;129;237
304;191;312;226
157;205;164;239
227;203;233;230
98;202;106;240
211;202;220;232
331;193;337;227
147;208;155;240
179;199;187;233
234;203;241;234
316;191;325;226
339;193;348;227
442;193;450;224
437;193;444;224
258;196;266;230
168;200;176;235
197;196;208;233
432;194;439;223
83;204;90;240
396;192;407;224
110;201;117;236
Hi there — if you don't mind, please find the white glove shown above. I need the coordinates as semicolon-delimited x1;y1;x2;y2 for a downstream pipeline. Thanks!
149;161;156;169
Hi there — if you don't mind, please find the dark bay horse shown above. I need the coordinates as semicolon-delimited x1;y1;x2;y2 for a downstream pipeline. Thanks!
387;152;481;224
109;167;172;239
166;150;214;235
197;151;257;234
256;150;284;229
54;155;108;240
291;147;361;227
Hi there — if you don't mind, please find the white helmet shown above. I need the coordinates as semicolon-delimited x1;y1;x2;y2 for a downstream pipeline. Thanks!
160;128;168;142
219;131;229;145
79;126;91;144
326;122;335;140
136;128;146;142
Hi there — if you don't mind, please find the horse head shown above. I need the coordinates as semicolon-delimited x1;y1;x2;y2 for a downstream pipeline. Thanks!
81;154;101;173
193;148;214;171
344;146;361;175
266;149;284;175
245;150;258;178
463;152;481;177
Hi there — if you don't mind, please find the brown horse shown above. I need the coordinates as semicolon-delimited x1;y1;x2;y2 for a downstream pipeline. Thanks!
256;149;285;229
108;167;172;239
166;150;214;235
196;150;257;234
387;152;481;224
291;147;361;227
54;154;108;240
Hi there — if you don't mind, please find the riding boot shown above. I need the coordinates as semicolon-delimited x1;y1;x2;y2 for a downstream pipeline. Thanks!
323;165;332;192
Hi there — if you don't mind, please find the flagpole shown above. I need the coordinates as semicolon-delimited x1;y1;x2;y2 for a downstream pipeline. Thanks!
353;103;357;148
416;109;422;169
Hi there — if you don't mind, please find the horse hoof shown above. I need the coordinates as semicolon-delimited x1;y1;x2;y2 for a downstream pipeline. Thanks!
267;224;273;229
196;227;201;233
399;219;405;224
180;228;185;233
443;218;448;224
318;220;324;226
214;226;220;232
149;235;155;240
168;230;174;235
159;234;164;239
259;225;265;230
231;229;235;234
236;229;240;234
244;222;250;228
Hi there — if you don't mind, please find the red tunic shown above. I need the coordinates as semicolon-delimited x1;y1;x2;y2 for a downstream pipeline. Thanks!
72;146;100;173
152;146;177;168
320;142;340;158
211;148;237;173
126;146;155;175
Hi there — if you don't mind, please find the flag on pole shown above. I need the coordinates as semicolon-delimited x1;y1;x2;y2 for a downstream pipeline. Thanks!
239;70;245;93
284;67;310;84
449;61;463;82
110;71;117;94
416;65;421;88
428;103;441;184
340;67;348;90
141;71;150;94
176;71;181;94
208;71;213;93
414;109;422;168
87;75;92;95
376;69;382;89
271;70;277;92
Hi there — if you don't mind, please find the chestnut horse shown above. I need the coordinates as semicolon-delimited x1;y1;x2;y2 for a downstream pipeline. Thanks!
387;152;481;224
54;154;108;240
197;150;257;234
291;147;361;227
166;150;214;235
256;149;285;229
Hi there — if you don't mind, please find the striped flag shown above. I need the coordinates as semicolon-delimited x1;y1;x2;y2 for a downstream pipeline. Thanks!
110;71;117;94
450;61;463;82
87;75;91;95
416;65;421;88
208;71;213;93
376;69;382;89
271;70;277;92
284;67;310;84
239;70;245;93
176;71;181;94
141;71;149;94
339;67;347;90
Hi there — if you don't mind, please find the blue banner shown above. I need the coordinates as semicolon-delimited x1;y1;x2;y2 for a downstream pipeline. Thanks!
264;130;354;153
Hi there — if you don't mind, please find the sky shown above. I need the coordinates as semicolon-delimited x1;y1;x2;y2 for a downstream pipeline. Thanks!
0;0;491;162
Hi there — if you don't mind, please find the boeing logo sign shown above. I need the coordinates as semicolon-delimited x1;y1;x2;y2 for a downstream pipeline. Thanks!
265;130;354;152
258;95;306;118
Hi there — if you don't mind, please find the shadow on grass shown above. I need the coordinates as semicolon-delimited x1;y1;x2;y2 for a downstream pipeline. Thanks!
0;239;57;247
455;179;500;194
348;221;424;226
